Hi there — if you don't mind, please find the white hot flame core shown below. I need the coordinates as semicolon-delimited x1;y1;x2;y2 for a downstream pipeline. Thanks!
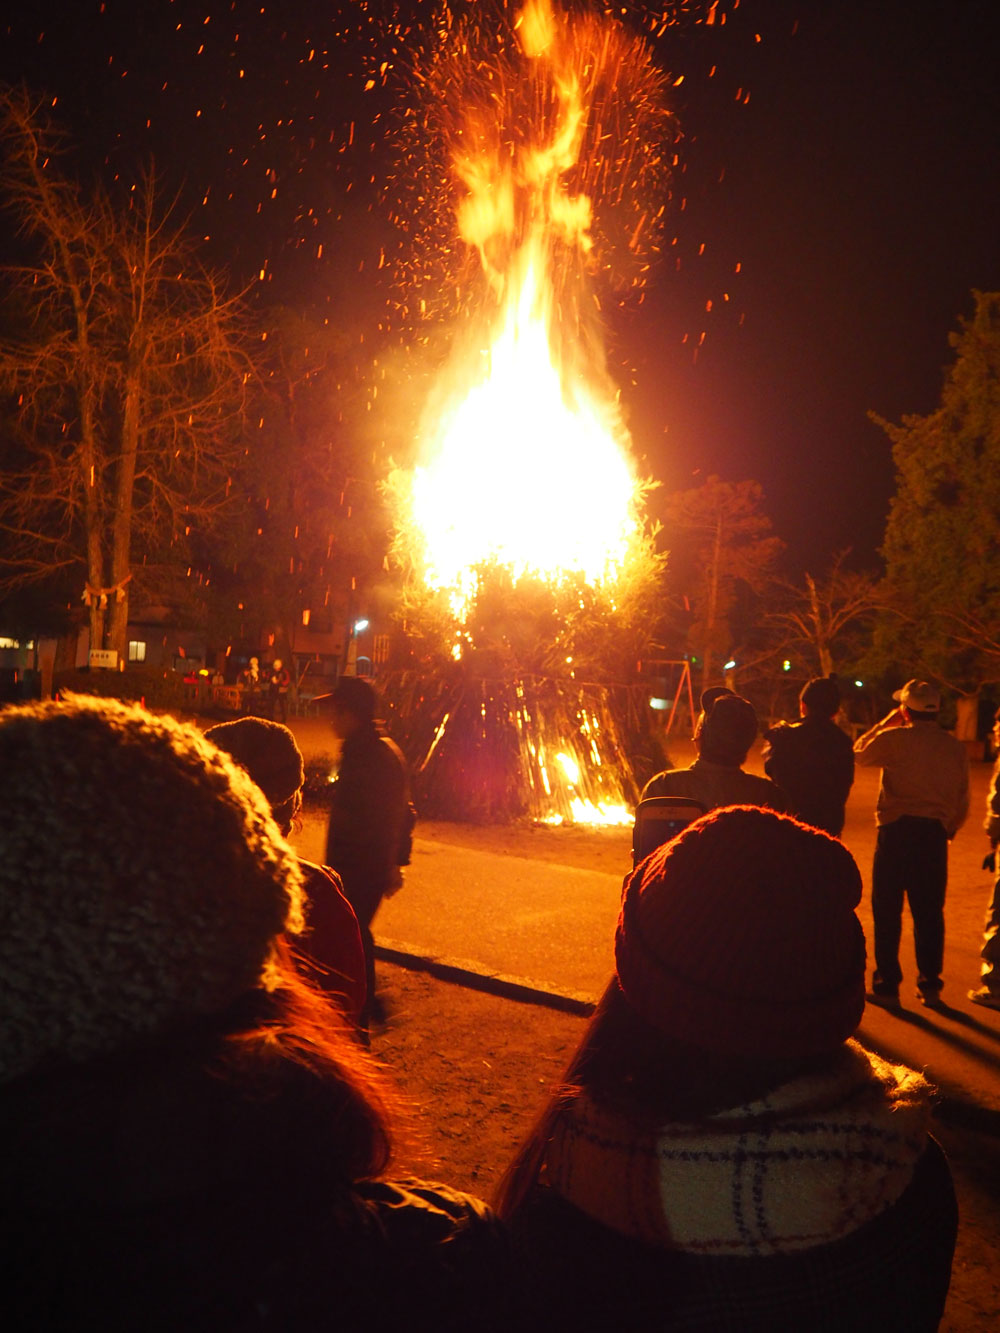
409;245;638;617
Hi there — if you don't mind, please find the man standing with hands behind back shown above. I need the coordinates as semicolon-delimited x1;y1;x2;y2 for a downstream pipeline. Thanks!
854;679;969;1007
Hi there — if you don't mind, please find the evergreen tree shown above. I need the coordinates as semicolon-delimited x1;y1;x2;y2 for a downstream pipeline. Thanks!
876;290;1000;692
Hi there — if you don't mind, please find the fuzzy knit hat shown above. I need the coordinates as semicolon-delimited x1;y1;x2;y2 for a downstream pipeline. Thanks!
204;717;304;809
0;695;305;1084
615;805;866;1060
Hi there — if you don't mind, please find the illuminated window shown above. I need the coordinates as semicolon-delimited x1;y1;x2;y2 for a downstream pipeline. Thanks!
128;640;147;663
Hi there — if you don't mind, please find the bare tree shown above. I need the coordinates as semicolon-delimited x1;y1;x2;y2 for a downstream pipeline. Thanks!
0;87;253;659
768;550;885;678
209;305;388;674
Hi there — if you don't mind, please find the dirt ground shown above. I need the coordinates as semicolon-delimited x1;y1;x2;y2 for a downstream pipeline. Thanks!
370;962;1000;1332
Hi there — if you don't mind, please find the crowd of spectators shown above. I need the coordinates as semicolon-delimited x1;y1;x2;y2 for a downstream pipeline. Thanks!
0;675;979;1330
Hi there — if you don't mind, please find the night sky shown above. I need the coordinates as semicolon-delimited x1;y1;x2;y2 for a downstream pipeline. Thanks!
1;0;997;574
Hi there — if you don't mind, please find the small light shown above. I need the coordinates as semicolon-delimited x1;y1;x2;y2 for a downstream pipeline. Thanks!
854;679;864;688
649;697;670;711
782;660;791;672
724;659;737;671
353;618;369;633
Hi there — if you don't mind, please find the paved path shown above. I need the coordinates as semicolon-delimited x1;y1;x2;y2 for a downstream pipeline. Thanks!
289;718;1000;1122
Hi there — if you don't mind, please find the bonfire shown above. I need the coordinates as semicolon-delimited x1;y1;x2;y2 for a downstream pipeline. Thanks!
381;0;675;823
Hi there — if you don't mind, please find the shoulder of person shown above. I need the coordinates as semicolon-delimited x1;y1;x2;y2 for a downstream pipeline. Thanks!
297;859;346;892
758;771;792;802
762;721;795;749
640;767;688;799
356;1178;497;1229
856;722;899;750
379;732;407;760
346;1179;525;1328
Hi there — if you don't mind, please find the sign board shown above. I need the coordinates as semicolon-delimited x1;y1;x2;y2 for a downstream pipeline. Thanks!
88;649;119;670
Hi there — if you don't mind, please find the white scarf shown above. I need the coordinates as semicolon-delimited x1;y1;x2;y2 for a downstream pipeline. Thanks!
543;1041;932;1256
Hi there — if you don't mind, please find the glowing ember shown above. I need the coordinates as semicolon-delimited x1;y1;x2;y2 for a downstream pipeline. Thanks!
545;751;634;826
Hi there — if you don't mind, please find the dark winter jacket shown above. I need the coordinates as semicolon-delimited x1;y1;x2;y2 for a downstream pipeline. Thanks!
641;758;789;815
324;722;409;920
291;858;367;1022
0;1026;522;1332
509;1139;955;1332
505;1042;956;1332
762;716;855;835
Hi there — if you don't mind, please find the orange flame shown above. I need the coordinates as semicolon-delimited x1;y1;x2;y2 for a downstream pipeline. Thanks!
396;1;648;825
404;0;641;618
409;241;638;623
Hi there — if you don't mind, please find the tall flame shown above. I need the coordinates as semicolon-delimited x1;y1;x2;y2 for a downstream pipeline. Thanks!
393;1;662;825
409;241;638;621
404;0;641;622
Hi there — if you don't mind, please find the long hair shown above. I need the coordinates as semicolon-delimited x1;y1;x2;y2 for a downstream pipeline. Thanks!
494;978;832;1219
205;943;398;1182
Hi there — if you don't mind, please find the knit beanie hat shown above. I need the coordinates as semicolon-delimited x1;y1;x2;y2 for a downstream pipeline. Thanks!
615;805;866;1060
0;695;305;1084
204;717;304;809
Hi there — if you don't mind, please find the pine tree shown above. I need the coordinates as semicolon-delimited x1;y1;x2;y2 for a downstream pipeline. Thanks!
876;290;1000;691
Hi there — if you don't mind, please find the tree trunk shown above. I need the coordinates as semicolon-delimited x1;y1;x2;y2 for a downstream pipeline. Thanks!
76;302;107;655
955;693;979;742
108;371;141;663
107;585;130;665
701;512;723;695
83;418;107;654
805;573;834;677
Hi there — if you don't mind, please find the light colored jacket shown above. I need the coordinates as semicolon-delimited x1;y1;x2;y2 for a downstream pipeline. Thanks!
854;719;969;836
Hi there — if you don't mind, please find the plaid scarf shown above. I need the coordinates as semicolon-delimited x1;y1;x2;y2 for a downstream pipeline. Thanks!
542;1041;932;1257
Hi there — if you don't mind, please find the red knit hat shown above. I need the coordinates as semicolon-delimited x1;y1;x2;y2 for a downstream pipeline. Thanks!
615;806;866;1060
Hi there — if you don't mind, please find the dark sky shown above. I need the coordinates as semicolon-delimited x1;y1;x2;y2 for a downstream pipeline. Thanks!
2;0;998;574
631;0;1000;570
